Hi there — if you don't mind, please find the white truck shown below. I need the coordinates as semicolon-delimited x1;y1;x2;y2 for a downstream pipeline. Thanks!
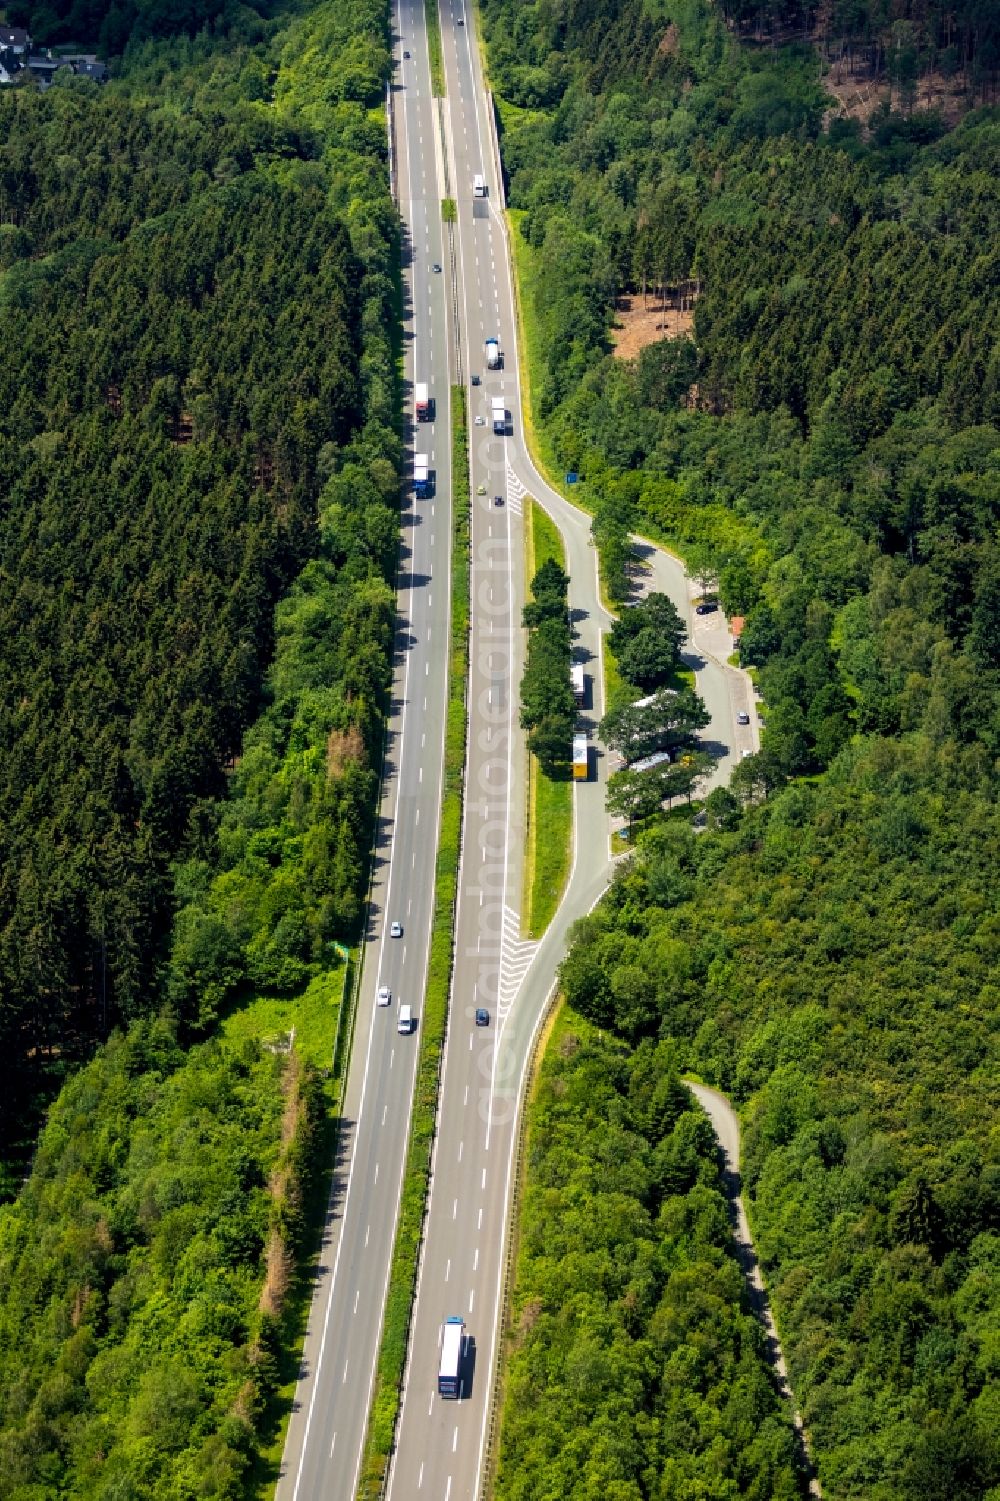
415;382;430;422
414;453;431;498
571;663;586;705
438;1317;465;1398
572;733;589;781
491;395;507;435
484;337;501;369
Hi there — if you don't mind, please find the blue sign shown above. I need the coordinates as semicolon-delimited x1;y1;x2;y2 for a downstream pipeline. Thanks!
565;471;579;485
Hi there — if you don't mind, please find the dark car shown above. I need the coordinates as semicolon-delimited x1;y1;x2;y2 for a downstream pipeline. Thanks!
695;601;717;615
494;495;504;506
475;1007;490;1027
471;373;480;385
402;48;410;58
431;262;442;273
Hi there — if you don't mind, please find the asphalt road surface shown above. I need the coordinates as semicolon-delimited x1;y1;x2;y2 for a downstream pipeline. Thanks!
274;7;455;1496
277;0;750;1494
384;5;616;1501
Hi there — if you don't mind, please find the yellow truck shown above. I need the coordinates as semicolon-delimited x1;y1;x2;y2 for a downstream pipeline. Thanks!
572;733;589;781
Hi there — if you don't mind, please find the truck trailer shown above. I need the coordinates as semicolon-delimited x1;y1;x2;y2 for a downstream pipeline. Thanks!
571;663;586;705
484;337;501;369
438;1317;465;1398
413;453;432;498
415;382;430;422
491;395;507;434
572;733;589;781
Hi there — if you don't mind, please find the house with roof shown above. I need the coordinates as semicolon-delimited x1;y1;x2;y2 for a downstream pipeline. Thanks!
26;52;73;84
0;36;108;87
73;59;108;81
0;26;30;53
0;24;30;83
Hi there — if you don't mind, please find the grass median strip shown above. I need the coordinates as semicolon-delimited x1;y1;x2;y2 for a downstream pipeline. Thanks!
358;386;469;1500
522;497;572;938
425;0;445;95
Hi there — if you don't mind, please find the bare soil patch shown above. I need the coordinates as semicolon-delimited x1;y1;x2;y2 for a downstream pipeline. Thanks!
327;723;365;778
821;65;973;129
611;295;694;362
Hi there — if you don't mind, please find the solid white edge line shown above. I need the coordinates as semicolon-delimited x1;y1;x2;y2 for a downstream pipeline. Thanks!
382;0;461;1494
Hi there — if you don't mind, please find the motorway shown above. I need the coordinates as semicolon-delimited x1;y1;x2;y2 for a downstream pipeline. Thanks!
384;5;613;1501
274;4;454;1496
278;0;752;1495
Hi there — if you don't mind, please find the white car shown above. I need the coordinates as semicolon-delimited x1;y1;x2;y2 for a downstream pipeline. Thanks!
474;414;486;425
377;985;391;1007
390;920;403;938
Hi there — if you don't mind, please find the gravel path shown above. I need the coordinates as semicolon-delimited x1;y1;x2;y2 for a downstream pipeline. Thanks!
686;1081;822;1497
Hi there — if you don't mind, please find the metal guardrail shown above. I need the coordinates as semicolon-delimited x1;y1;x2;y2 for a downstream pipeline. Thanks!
437;98;464;385
447;223;463;386
486;90;506;211
371;397;472;1500
386;80;397;204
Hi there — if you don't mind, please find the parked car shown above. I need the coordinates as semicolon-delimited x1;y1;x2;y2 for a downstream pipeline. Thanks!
475;1008;490;1027
377;984;391;1007
390;920;403;938
695;601;717;615
736;711;750;725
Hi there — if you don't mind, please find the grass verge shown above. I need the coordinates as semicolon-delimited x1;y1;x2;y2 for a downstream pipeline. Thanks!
441;196;456;221
234;970;350;1495
221;968;345;1076
357;386;470;1499
522;497;572;938
482;990;564;1497
425;0;445;95
524;763;572;937
506;210;565;493
602;632;632;716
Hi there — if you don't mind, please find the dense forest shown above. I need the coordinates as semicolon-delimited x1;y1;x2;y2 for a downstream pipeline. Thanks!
10;0;271;54
0;1018;320;1498
560;747;999;1499
485;0;999;1497
484;0;1000;784
484;0;998;795
0;0;398;1491
716;0;1000;99
497;1008;804;1500
0;0;397;1173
